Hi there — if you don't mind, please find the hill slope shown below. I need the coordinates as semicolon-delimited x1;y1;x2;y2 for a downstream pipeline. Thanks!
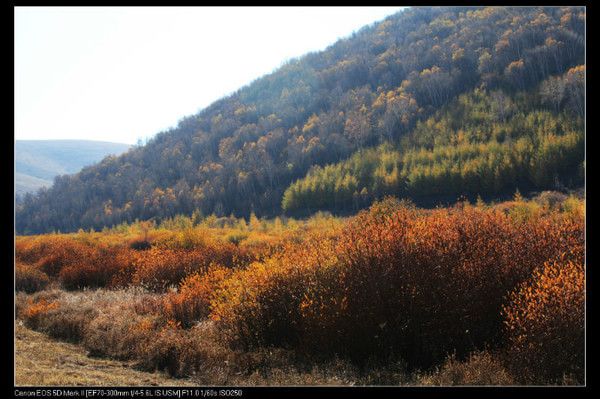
15;140;131;196
282;86;584;214
16;6;585;234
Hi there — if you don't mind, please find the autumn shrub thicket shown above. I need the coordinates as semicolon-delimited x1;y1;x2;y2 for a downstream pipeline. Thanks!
58;246;137;290
16;236;92;277
15;236;131;290
17;288;296;382
14;199;584;383
15;229;256;292
83;294;164;360
211;200;584;370
503;257;585;383
210;229;341;351
130;241;246;291
21;298;59;330
20;289;164;356
163;265;233;327
15;262;49;293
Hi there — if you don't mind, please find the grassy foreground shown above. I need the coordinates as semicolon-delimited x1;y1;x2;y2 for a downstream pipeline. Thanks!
14;316;515;386
15;322;193;386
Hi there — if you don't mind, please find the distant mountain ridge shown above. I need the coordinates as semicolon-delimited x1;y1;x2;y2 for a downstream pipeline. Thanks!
16;140;131;196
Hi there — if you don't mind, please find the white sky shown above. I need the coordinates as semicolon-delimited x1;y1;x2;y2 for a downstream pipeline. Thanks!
15;6;405;145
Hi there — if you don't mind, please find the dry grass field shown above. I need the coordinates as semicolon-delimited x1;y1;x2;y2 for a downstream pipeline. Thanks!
15;321;194;386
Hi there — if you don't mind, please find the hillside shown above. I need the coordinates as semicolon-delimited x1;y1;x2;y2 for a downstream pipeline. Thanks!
282;87;584;213
15;140;131;196
16;6;585;234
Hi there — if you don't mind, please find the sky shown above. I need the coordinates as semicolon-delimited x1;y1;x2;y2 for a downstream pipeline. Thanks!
15;7;405;145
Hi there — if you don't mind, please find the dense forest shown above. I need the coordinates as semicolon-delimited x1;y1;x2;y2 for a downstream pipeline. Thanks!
282;85;584;213
16;6;585;234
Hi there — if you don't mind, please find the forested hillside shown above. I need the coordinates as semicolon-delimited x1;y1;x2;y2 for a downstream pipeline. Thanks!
282;83;584;213
16;6;585;234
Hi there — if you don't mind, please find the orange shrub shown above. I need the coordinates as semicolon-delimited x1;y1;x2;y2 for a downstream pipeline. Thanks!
15;231;257;292
210;231;340;350
15;238;37;264
15;235;61;264
15;262;49;293
131;248;210;291
58;246;133;290
503;257;585;384
309;204;583;367
131;241;246;291
14;200;584;379
163;265;233;328
15;235;144;290
105;248;139;288
34;238;93;277
211;201;584;370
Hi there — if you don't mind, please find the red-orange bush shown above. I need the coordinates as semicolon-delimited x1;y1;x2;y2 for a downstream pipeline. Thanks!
131;248;211;291
15;236;57;264
210;230;340;351
503;257;585;384
15;233;256;291
15;262;50;293
14;200;584;379
163;265;233;328
58;246;134;290
131;241;246;291
31;237;92;277
211;201;584;369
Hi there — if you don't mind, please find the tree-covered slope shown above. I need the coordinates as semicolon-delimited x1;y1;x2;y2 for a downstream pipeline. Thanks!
282;80;584;214
15;140;131;196
16;6;585;234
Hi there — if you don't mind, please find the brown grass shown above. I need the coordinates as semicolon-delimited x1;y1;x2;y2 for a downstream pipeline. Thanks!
15;321;195;386
418;352;514;385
